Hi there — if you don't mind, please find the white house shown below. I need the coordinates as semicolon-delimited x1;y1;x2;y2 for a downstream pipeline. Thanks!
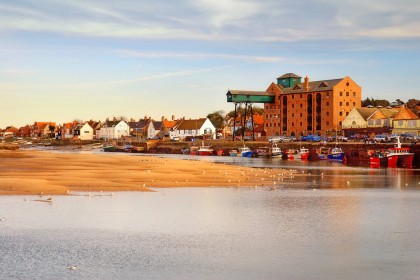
97;120;130;140
170;118;216;140
79;123;94;140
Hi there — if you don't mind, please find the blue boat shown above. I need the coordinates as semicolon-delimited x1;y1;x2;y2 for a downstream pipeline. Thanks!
239;145;254;158
327;147;345;162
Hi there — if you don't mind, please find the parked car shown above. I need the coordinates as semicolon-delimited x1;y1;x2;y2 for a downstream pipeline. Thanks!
268;136;282;143
282;136;298;142
373;135;387;143
300;134;321;142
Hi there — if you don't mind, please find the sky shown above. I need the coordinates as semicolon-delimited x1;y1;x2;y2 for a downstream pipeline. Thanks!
1;0;420;128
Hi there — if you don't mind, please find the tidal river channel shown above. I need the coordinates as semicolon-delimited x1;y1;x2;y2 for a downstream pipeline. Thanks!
1;153;419;280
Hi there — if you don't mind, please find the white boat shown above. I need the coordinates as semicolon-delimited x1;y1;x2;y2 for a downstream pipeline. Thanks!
268;143;282;157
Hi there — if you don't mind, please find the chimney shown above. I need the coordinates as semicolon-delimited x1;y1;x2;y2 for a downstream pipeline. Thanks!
172;115;175;121
161;116;165;122
304;76;309;91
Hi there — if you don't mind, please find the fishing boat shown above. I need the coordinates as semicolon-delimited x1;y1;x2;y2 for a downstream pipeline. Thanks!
229;149;239;156
189;146;199;155
369;150;388;168
268;143;282;158
300;147;309;160
327;147;345;162
197;142;214;156
239;145;254;157
386;137;414;168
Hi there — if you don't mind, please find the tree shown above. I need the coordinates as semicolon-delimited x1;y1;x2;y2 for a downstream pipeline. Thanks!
207;111;225;130
227;105;264;117
362;97;390;107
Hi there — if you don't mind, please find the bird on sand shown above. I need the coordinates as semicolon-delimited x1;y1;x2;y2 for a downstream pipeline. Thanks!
67;265;77;270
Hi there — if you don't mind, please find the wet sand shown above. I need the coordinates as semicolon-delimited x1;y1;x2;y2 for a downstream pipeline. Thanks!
0;150;298;195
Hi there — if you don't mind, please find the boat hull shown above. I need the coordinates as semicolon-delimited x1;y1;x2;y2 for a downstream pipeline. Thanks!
327;152;345;162
241;151;254;158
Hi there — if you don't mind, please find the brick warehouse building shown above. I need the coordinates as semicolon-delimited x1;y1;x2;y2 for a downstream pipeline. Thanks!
264;73;362;137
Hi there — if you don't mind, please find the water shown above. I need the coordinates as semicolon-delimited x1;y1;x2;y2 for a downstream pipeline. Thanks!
1;154;420;279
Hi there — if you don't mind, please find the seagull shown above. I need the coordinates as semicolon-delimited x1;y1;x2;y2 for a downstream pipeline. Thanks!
67;265;77;270
0;217;5;222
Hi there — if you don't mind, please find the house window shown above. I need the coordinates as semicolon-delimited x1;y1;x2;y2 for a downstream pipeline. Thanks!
300;113;303;117
292;113;294;117
346;102;349;106
300;103;302;108
326;102;329;106
346;92;349;96
292;122;295;126
326;112;329;116
353;92;356;97
340;92;343;96
326;92;330;97
353;102;356;106
339;111;343;116
300;122;302;126
292;104;295;108
339;102;343;106
346;112;349;116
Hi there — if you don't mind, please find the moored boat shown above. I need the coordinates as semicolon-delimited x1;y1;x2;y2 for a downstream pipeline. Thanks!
103;144;115;152
369;150;388;168
197;142;214;156
300;147;309;160
386;137;414;168
327;147;345;162
239;145;254;157
268;143;282;158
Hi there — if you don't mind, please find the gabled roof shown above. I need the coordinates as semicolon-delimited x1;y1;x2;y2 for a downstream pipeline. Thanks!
176;118;207;130
369;108;400;120
281;79;342;94
129;121;149;129
163;119;177;128
393;106;418;120
355;108;377;120
104;120;124;127
35;122;56;130
152;121;162;130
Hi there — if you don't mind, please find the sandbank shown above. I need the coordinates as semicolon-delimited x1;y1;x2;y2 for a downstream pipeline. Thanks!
0;150;299;195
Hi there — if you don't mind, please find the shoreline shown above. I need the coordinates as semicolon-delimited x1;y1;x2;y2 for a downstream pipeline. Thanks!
0;149;300;195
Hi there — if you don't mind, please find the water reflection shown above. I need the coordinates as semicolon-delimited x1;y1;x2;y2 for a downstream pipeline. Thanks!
1;188;419;280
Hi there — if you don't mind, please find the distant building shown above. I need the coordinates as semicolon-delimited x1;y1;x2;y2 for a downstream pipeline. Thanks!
170;118;216;140
97;119;129;140
263;73;362;137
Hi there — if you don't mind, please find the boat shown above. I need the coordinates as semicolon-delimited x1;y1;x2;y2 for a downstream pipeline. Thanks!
103;144;115;152
327;147;345;162
268;143;282;158
189;146;199;155
92;143;103;149
229;149;239;156
239;145;254;157
386;137;414;168
369;150;388;168
216;149;224;156
300;147;309;160
317;147;329;160
197;142;214;156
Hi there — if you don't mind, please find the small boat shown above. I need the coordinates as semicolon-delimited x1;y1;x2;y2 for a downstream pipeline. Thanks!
327;147;345;162
197;142;214;156
268;143;282;158
189;146;199;155
103;144;115;152
92;143;103;149
216;149;224;156
317;147;329;160
239;145;254;157
229;149;238;156
300;147;309;160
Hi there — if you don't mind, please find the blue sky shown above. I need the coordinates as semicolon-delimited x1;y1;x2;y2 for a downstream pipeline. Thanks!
1;0;420;128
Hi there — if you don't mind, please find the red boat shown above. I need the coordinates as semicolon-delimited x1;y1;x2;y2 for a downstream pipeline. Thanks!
369;137;414;168
197;142;214;156
387;139;414;168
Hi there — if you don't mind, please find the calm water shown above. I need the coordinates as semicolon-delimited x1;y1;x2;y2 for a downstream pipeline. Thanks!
1;152;420;279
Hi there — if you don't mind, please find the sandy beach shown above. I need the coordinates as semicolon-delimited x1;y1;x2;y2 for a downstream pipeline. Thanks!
0;150;299;195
